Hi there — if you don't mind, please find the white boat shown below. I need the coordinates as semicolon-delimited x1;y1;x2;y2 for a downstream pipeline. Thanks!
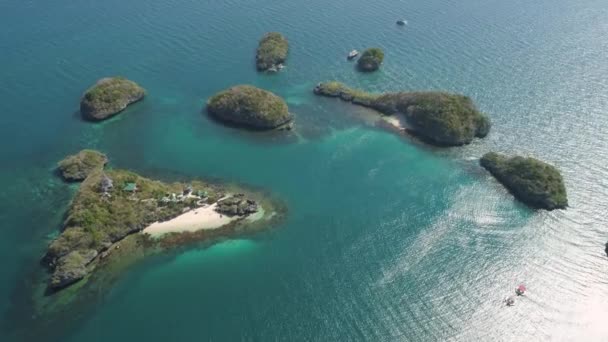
396;19;407;26
347;50;359;60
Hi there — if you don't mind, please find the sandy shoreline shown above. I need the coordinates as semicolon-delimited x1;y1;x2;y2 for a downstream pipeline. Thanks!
142;203;237;237
380;113;407;131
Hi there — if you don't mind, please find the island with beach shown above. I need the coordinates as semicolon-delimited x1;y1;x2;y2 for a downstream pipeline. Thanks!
45;150;284;292
313;81;490;146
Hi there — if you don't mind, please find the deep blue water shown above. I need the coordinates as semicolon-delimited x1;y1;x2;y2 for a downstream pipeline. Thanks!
1;0;608;340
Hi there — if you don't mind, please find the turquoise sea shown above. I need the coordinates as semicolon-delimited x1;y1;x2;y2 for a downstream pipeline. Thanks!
1;0;608;340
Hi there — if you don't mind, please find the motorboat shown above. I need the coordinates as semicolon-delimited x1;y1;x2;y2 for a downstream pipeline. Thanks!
347;50;359;60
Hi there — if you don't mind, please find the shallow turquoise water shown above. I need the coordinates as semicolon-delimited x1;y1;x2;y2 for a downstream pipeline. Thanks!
1;0;608;340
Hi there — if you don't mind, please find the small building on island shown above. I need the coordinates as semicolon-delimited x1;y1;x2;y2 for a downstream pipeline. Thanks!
123;182;138;192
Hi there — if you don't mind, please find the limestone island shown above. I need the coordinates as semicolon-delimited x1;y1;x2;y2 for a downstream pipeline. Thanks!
480;152;568;210
357;48;384;72
206;85;294;130
80;77;145;121
256;32;289;72
44;150;283;292
313;81;490;146
57;149;107;182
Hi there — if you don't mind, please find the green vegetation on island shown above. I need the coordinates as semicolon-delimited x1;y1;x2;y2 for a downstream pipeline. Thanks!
256;32;289;71
45;150;279;291
313;81;490;146
57;149;108;182
357;48;384;72
80;77;145;121
206;85;293;130
480;152;568;210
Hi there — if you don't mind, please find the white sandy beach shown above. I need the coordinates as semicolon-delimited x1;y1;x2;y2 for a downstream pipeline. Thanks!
380;114;407;131
142;203;237;237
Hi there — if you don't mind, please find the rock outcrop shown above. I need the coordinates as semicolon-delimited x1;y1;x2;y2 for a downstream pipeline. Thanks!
80;77;145;121
357;48;384;72
49;249;98;290
206;85;293;130
215;194;258;216
57;149;108;182
480;152;568;210
313;82;490;146
256;32;289;71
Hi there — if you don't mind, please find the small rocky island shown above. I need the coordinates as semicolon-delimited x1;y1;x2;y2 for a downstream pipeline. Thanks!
206;85;293;130
57;149;107;181
80;77;145;121
357;48;384;72
256;32;289;72
46;150;273;291
313;81;490;146
480;152;568;210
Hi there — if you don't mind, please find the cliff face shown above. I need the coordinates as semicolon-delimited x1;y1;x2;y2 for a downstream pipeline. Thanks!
80;77;145;121
206;85;293;129
480;152;568;210
313;82;490;146
256;32;289;71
